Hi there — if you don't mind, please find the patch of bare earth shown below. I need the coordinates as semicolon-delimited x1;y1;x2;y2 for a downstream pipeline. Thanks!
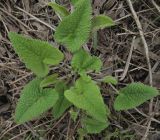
0;0;160;139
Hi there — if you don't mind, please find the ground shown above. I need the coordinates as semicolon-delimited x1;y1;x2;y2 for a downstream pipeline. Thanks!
0;0;160;139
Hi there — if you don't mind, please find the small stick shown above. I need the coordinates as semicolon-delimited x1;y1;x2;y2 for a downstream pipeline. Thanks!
126;0;153;139
15;6;56;31
10;72;33;84
152;0;160;13
23;123;46;140
0;8;30;30
120;36;135;81
126;0;152;86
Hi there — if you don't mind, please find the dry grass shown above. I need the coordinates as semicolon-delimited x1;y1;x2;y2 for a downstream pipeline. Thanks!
0;0;160;139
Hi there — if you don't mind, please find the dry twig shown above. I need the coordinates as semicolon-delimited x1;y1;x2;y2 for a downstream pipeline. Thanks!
152;0;160;13
15;6;56;31
126;0;154;139
126;0;152;86
120;36;135;81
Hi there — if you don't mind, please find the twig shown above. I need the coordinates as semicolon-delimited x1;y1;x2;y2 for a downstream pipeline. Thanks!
109;83;119;94
1;119;53;140
10;72;33;84
0;8;30;30
0;124;20;139
126;0;153;86
15;6;56;31
45;112;68;136
0;63;27;74
126;0;153;139
120;36;135;81
66;117;71;140
142;119;152;140
115;8;155;22
152;0;160;13
23;123;46;140
145;61;160;83
135;108;160;124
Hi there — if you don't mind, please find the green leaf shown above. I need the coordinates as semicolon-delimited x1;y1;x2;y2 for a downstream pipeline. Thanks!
69;109;79;122
70;0;79;5
71;49;102;73
80;73;92;82
65;76;107;122
103;75;118;85
40;74;58;88
15;78;59;124
114;83;159;111
82;117;109;134
91;15;115;31
54;0;92;52
48;2;70;19
8;32;64;77
78;128;87;140
52;82;71;119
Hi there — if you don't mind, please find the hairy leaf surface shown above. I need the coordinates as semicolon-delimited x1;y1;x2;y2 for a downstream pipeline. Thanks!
103;76;118;85
82;117;109;134
9;32;64;77
52;82;71;119
40;74;58;88
54;0;92;52
48;2;70;19
92;15;115;31
71;49;102;73
114;83;159;111
65;76;107;122
15;78;59;124
70;0;79;5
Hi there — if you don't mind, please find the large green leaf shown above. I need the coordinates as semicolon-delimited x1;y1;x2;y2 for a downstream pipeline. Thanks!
54;0;92;52
91;15;115;31
114;83;159;111
48;2;70;19
9;32;64;77
52;81;71;119
82;117;109;134
71;49;102;73
65;76;107;122
15;78;59;124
